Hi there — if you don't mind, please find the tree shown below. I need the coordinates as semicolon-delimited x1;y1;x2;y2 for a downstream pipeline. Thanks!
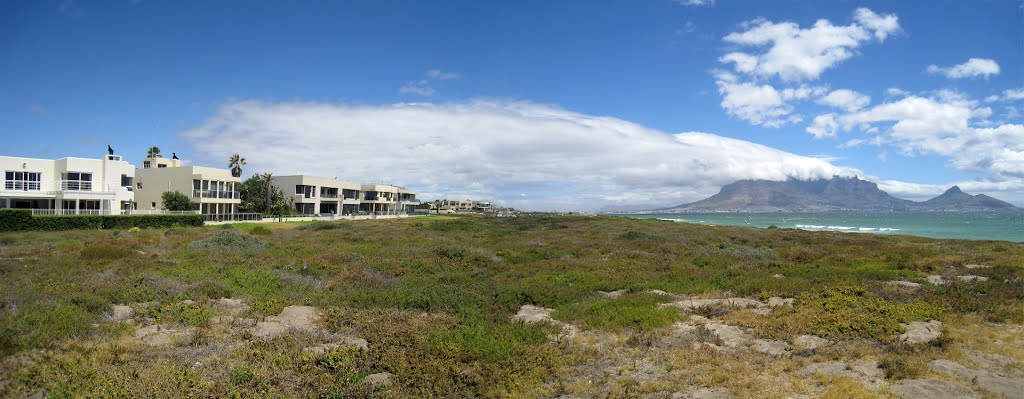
147;146;161;158
161;191;195;211
238;173;292;214
229;154;247;178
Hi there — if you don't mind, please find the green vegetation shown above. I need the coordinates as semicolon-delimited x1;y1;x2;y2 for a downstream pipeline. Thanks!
0;209;205;231
160;190;196;211
238;172;293;214
0;215;1020;398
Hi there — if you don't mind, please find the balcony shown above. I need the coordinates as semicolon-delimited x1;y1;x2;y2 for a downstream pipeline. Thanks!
320;193;339;199
192;190;240;200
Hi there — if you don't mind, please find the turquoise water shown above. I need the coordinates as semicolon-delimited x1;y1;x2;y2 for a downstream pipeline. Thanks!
612;212;1024;242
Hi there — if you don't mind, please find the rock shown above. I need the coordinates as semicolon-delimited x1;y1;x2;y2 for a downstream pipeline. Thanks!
900;320;942;345
251;306;320;339
214;298;249;315
793;334;831;351
751;307;772;316
672;387;734;399
767;297;794;307
886;280;922;290
771;273;785;279
927;359;1024;398
664;297;766;311
647;289;675;297
963;264;990;269
511;305;578;338
957;275;989;282
799;359;885;389
889;379;980;399
134;324;195;346
104;305;134;322
365;372;393;387
304;337;370;355
598;289;626;299
750;339;788;356
704;323;747;348
926;275;947;286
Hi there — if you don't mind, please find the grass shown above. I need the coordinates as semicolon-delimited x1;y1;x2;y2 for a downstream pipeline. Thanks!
0;215;1021;398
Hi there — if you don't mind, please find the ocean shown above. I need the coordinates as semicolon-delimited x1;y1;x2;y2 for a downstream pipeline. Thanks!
611;212;1024;242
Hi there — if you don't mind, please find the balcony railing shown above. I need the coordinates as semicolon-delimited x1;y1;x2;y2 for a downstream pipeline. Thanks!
320;193;338;198
205;213;262;222
4;181;42;191
193;190;240;200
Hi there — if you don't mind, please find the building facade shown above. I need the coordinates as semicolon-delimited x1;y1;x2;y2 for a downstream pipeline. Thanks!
270;175;419;215
133;155;241;216
0;154;135;214
429;199;493;213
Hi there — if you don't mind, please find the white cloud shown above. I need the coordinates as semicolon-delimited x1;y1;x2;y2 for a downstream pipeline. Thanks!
181;100;865;210
398;80;435;96
807;113;839;138
425;69;460;80
676;0;714;7
926;58;1001;79
886;87;910;97
820;92;1024;181
818;89;871;112
399;69;462;96
714;72;801;127
985;87;1024;103
720;8;899;81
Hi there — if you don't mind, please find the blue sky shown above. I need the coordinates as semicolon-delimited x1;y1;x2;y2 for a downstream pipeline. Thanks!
2;0;1022;210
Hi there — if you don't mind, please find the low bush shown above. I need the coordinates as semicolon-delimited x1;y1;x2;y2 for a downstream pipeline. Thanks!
187;230;266;251
249;226;272;236
300;221;348;231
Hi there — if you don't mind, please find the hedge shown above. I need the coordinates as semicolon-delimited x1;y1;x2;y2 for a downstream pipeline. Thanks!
0;209;205;232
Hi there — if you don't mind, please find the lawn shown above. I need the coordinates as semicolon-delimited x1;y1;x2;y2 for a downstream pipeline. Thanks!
0;215;1021;398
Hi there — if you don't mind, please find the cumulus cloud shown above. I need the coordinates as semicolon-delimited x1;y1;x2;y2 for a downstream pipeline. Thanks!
713;8;894;127
818;89;871;112
926;58;1001;79
811;91;1024;182
181;100;864;210
985;87;1024;103
720;7;899;81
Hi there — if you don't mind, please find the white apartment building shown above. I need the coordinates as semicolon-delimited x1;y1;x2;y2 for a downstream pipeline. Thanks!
270;175;419;215
430;199;492;213
271;175;363;215
0;154;135;214
133;155;241;216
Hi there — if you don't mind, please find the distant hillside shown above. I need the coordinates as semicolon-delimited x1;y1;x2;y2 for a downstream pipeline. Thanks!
916;186;1018;211
659;176;1020;212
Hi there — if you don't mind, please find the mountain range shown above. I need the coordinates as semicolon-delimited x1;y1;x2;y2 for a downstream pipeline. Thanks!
656;176;1020;213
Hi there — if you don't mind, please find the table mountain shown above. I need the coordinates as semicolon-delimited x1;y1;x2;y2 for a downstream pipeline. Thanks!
659;176;1020;212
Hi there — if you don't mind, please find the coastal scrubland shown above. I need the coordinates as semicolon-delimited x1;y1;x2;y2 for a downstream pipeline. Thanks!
0;215;1021;398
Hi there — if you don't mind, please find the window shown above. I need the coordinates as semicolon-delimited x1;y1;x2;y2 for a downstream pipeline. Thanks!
4;171;41;191
62;172;93;191
157;164;167;168
143;161;151;168
137;182;143;189
121;174;132;187
295;185;315;198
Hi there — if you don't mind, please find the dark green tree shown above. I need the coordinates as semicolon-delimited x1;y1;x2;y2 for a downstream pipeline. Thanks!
239;173;292;214
161;191;195;211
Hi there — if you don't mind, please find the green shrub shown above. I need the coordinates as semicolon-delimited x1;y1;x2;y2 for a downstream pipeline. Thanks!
161;191;196;211
80;243;136;261
187;230;266;251
300;221;348;231
0;210;203;231
552;293;680;332
249;226;272;236
618;231;660;241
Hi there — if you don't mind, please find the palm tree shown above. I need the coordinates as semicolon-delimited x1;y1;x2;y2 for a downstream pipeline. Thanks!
262;172;274;213
147;146;161;158
229;154;247;177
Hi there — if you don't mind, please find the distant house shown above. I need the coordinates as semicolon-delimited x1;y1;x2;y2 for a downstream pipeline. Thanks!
429;199;493;213
133;155;241;216
270;175;419;215
0;153;135;214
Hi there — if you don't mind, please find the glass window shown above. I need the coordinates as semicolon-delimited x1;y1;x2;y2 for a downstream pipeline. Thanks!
81;173;92;181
